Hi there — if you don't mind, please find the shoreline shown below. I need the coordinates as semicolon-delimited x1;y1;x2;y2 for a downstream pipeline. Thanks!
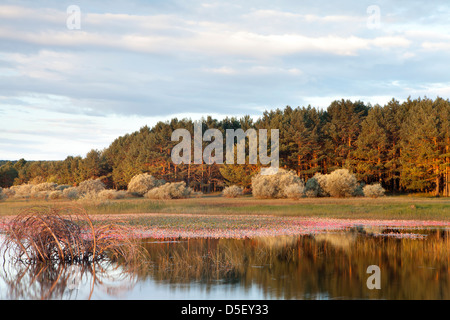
1;213;449;240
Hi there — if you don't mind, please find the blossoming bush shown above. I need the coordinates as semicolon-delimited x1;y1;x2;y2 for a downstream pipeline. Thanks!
97;189;128;200
9;184;34;199
283;183;305;199
48;190;63;200
145;182;192;199
251;169;304;199
128;173;166;196
222;185;244;198
0;179;130;202
323;169;358;198
78;179;106;194
62;187;80;200
363;183;386;198
31;182;58;194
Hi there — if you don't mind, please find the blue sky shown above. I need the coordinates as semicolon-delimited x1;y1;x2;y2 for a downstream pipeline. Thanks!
1;0;450;160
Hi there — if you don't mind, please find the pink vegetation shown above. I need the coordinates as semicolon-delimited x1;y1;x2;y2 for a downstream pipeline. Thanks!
1;214;448;240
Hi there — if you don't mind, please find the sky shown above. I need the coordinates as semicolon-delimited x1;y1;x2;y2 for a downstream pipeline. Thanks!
1;0;450;160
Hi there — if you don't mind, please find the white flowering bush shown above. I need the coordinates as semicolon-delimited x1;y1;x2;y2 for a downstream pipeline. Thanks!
62;187;80;200
323;169;358;198
48;190;64;200
31;182;58;194
2;188;15;198
283;183;305;199
145;182;192;199
97;189;128;200
2;183;74;200
222;185;244;198
305;173;330;197
9;184;34;199
78;179;106;194
363;183;386;198
251;169;304;199
78;191;101;201
128;173;166;196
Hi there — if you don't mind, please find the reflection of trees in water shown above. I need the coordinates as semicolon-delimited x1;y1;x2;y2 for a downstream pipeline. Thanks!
142;230;450;300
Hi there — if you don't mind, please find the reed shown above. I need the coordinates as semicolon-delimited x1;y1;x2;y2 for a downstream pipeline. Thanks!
3;206;147;266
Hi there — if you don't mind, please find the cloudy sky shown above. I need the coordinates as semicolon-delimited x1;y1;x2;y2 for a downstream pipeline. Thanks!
1;0;449;160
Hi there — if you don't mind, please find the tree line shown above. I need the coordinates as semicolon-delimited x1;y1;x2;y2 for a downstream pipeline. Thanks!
1;96;449;196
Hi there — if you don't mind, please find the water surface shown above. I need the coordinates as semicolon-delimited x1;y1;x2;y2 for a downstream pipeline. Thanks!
1;228;449;300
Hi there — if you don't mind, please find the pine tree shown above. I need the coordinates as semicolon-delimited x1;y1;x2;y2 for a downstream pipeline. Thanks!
324;99;369;169
400;97;444;194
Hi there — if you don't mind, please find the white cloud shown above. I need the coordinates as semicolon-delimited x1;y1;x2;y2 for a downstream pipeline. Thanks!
203;65;302;76
6;50;77;81
0;6;412;58
421;41;450;51
244;9;364;24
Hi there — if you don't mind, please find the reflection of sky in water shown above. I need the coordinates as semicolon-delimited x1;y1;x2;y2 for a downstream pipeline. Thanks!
123;282;265;300
61;275;269;300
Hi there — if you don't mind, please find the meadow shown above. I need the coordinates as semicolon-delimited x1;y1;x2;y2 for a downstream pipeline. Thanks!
0;193;449;221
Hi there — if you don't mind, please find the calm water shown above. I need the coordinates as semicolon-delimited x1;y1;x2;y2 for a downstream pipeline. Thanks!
1;228;449;300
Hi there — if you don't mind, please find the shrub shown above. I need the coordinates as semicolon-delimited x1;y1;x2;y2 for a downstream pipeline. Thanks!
78;179;106;194
145;182;192;199
62;187;80;200
2;188;15;198
78;191;101;202
31;191;51;200
323;169;358;198
0;187;6;201
304;189;318;198
128;173;166;196
353;183;365;197
314;173;328;188
222;185;244;198
10;184;34;199
251;169;304;199
31;182;58;193
308;173;330;197
363;183;386;198
49;190;63;200
283;183;305;199
56;184;72;191
304;177;320;197
97;190;128;200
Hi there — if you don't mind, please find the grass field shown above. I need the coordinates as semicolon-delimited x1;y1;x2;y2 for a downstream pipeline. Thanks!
0;194;449;221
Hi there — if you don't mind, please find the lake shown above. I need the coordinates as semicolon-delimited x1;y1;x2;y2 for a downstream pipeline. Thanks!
1;228;449;300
